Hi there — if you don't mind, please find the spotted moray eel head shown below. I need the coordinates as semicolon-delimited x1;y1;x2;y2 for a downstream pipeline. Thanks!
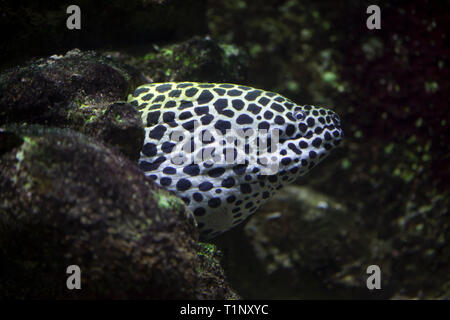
128;82;343;239
272;103;343;175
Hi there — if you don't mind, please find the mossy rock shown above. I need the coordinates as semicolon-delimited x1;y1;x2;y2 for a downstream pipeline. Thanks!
0;49;145;126
0;49;146;160
0;126;237;299
119;36;248;83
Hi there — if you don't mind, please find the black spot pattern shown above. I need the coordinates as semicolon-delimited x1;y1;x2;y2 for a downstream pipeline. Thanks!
198;90;214;104
176;83;193;88
162;111;175;124
179;111;193;120
160;177;172;186
298;123;308;133
244;90;261;101
286;124;296;136
180;101;193;110
215;120;231;135
221;177;235;188
236;114;254;125
165;100;177;108
139;156;166;171
270;103;284;112
141;93;154;101
183;164;200;176
168;90;181;98
142;143;157;157
233;164;247;175
208;167;225;178
194;106;209;115
274;115;285;125
232;99;245;110
201;114;214;125
156;84;172;92
299;140;308;149
247;103;262;115
132;87;149;96
129;82;343;239
199;181;213;191
312;137;322;148
154;95;165;103
176;178;191;191
182;120;196;132
163;166;176;175
185;87;198;97
193;192;203;202
149;125;167;140
263;111;274;120
214;88;226;95
258;121;270;131
228;89;242;96
146;111;160;126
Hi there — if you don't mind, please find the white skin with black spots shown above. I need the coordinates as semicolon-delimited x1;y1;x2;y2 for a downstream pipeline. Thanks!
128;82;343;239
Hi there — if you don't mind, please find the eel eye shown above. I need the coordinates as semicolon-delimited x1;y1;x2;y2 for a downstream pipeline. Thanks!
294;110;306;121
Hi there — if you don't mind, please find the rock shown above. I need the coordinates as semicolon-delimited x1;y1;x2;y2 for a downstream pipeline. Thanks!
116;36;248;84
0;41;246;299
79;102;145;161
0;126;237;299
0;49;143;126
0;49;146;160
195;242;240;300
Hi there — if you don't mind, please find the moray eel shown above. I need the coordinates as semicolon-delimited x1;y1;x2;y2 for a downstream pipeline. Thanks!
128;82;343;239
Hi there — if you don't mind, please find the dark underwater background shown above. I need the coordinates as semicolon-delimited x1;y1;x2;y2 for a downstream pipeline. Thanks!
0;0;448;299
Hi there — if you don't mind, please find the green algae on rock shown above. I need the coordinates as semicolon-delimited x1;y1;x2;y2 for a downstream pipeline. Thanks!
119;37;248;84
80;102;145;161
0;126;237;299
0;49;144;127
0;49;147;161
195;242;239;300
153;189;186;211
